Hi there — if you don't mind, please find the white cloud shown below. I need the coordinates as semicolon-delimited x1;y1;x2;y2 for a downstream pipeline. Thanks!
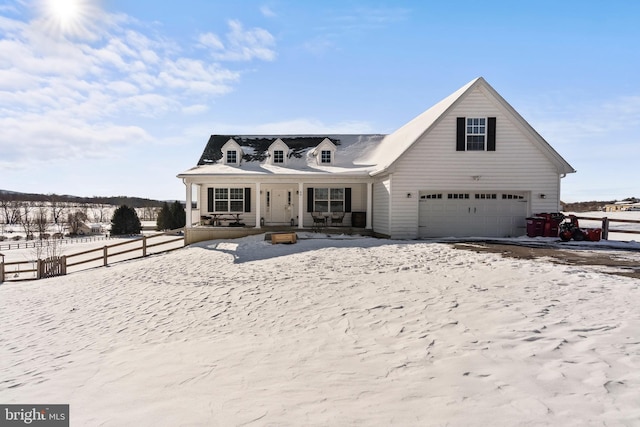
260;6;277;18
526;94;640;148
0;2;276;166
199;19;276;62
197;32;224;50
182;104;209;115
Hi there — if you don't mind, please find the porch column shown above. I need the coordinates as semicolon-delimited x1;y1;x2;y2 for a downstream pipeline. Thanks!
185;180;193;228
366;182;373;229
255;182;261;229
298;182;304;229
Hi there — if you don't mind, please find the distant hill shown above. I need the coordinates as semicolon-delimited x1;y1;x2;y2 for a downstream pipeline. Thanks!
561;198;638;212
0;189;168;208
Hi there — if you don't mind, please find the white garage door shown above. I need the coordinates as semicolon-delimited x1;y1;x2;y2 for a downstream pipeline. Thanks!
419;191;528;238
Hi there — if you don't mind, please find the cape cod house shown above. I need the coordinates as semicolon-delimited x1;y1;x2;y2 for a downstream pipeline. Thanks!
177;77;575;244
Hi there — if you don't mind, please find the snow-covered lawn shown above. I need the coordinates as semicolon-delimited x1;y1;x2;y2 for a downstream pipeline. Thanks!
1;234;639;426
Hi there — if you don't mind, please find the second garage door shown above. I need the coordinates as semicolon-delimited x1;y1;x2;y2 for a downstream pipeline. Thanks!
418;191;528;238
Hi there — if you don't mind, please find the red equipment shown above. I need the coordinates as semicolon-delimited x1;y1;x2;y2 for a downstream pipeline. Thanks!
558;214;602;242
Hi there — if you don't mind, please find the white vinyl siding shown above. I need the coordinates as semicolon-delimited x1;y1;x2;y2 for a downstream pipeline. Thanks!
386;86;561;238
372;178;391;236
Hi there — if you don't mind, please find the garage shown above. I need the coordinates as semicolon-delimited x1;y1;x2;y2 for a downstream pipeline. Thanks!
418;191;528;238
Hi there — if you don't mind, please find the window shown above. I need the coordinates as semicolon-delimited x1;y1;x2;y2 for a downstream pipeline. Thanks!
466;118;486;151
475;193;497;199
212;187;244;212
502;193;524;200
421;193;443;199
273;150;284;164
320;150;332;164
226;150;237;164
314;188;344;212
448;193;469;199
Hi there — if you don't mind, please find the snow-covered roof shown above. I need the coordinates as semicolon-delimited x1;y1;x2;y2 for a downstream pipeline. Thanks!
178;77;575;179
179;134;386;177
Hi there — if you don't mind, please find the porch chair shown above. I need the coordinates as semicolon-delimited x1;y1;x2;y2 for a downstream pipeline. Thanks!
330;212;345;226
311;212;326;231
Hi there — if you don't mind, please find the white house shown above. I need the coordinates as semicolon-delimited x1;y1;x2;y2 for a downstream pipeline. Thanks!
178;77;575;243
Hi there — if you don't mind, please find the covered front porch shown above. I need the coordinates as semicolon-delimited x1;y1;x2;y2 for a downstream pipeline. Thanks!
182;178;373;245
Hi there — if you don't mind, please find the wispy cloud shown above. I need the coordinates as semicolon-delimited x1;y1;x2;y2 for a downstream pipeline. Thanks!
333;6;410;30
0;2;276;166
260;5;277;18
526;94;640;148
302;6;409;55
198;19;276;62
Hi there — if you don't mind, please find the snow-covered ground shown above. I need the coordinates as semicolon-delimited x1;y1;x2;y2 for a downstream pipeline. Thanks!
1;233;639;426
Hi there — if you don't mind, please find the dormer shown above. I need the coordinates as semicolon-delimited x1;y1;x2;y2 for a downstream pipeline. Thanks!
312;138;336;166
268;138;289;166
221;138;243;166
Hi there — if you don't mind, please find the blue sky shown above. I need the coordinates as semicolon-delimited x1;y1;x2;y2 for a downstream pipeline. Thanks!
1;0;638;202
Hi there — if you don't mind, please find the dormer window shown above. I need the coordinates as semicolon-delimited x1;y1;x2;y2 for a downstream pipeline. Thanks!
320;150;331;164
221;138;242;165
273;150;284;164
268;139;289;166
314;138;337;166
226;150;238;164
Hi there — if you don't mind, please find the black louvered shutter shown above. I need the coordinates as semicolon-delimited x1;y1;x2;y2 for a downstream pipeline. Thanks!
456;117;466;151
307;188;314;212
207;188;213;212
487;117;496;151
244;188;251;212
345;188;352;212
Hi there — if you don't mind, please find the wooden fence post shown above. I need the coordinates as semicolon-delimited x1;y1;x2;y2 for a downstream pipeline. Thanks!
142;236;147;257
103;246;108;267
37;259;42;280
601;217;609;240
61;255;67;276
0;257;4;284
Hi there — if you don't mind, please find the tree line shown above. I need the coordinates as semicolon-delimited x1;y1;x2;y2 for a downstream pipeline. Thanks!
1;198;186;241
0;190;168;208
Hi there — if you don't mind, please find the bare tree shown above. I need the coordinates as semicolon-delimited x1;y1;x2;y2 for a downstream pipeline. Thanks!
1;200;21;225
34;206;50;239
90;203;108;223
18;202;37;240
48;195;66;233
67;210;88;236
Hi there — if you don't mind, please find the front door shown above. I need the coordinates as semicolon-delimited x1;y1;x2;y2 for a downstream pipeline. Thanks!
266;188;292;224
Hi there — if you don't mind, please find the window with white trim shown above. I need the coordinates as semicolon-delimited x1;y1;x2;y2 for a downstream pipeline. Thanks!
213;187;244;212
273;150;284;164
226;150;238;164
466;118;486;151
320;150;332;164
314;188;344;212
